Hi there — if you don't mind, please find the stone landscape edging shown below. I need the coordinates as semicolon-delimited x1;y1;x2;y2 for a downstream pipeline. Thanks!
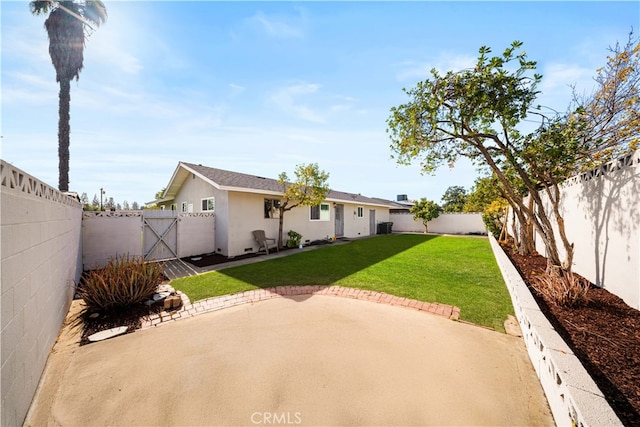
488;234;622;427
141;285;460;329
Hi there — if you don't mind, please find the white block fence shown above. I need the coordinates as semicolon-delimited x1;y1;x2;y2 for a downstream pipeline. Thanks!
82;210;216;270
489;234;622;427
1;161;82;427
390;212;486;234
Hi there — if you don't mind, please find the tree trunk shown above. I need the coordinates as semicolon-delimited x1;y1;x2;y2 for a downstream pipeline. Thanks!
498;209;508;241
545;183;575;274
58;78;71;192
512;205;534;255
522;196;536;255
474;137;564;270
278;208;285;249
423;221;429;233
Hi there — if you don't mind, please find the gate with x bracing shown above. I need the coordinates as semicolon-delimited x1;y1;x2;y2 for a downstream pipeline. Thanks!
143;210;179;261
82;210;215;270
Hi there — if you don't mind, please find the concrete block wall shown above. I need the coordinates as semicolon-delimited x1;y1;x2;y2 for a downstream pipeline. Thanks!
82;211;144;269
507;150;639;309
177;212;215;258
390;212;486;234
82;211;216;269
537;150;640;309
1;160;82;427
488;234;622;427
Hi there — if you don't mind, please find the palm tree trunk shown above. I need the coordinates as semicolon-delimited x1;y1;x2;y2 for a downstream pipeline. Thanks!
58;78;71;192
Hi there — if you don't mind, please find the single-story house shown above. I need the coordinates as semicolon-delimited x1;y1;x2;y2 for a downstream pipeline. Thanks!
156;162;396;257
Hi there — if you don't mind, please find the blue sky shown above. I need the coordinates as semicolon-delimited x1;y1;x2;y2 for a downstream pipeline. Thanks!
2;1;638;206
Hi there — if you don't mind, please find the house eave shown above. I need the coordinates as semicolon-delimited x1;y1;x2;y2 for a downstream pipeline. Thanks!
223;186;284;197
325;197;394;208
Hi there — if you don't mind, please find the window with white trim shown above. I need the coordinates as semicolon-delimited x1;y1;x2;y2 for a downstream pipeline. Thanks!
180;202;193;213
201;197;215;212
310;203;330;221
357;206;364;218
264;199;281;218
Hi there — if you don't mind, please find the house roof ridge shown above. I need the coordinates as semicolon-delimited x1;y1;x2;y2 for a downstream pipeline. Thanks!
177;162;397;208
181;161;275;181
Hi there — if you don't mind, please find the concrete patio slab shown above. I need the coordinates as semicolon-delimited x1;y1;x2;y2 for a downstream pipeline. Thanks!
25;296;553;426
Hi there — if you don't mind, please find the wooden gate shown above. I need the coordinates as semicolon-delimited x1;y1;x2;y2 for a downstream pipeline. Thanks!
143;210;178;261
82;210;215;269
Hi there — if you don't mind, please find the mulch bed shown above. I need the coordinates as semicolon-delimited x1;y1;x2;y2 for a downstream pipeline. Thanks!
182;242;335;268
76;273;178;346
501;243;640;425
77;242;337;344
78;301;168;346
183;251;263;268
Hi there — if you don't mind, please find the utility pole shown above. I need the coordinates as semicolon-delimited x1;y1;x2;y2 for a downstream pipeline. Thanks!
100;188;105;211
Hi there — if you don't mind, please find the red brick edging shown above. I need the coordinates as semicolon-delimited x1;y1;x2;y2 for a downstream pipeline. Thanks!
140;286;460;330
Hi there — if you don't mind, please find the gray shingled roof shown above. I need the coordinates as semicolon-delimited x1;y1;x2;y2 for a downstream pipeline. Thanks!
181;162;394;207
183;162;284;193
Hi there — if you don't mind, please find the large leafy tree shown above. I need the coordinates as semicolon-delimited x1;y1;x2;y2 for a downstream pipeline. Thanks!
573;33;640;167
409;198;441;233
277;163;330;249
30;0;107;192
387;41;575;274
463;173;528;243
464;175;506;237
441;185;467;212
463;176;501;213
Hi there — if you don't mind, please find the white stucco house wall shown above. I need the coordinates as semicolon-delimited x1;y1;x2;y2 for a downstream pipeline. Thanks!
156;162;395;257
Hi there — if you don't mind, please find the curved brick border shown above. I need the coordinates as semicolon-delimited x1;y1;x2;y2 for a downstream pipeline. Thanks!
140;286;460;330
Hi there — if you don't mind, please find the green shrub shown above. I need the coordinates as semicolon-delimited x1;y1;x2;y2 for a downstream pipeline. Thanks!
78;255;165;311
286;230;302;248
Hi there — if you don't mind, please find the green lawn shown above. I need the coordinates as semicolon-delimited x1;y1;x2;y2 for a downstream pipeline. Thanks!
172;234;513;332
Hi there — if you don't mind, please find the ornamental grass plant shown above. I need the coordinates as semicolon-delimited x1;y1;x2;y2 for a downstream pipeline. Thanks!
78;255;165;311
532;269;591;307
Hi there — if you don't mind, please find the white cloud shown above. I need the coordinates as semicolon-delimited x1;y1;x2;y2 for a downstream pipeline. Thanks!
540;63;594;92
269;83;326;123
395;52;476;82
1;72;58;105
536;63;596;113
85;22;143;75
228;83;246;97
90;41;143;75
248;11;305;39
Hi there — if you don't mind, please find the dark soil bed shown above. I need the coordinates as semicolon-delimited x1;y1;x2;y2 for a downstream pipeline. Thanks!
182;251;263;268
76;272;177;346
182;240;338;268
78;300;168;346
77;241;339;344
501;243;640;425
